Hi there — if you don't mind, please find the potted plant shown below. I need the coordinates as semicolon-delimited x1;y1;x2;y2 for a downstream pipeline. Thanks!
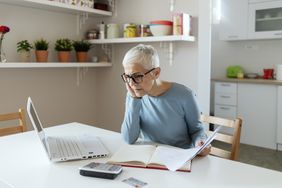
73;40;91;62
54;38;73;62
16;40;33;62
34;38;49;62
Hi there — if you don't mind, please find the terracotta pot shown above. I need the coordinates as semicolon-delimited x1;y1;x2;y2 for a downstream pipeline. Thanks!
57;51;71;62
76;52;88;62
35;50;48;62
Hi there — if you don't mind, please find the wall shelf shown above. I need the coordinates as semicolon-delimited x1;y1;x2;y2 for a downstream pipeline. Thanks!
0;0;112;16
0;62;112;68
88;35;196;44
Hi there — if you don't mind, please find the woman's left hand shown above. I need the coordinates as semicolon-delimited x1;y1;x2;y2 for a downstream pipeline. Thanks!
196;140;211;156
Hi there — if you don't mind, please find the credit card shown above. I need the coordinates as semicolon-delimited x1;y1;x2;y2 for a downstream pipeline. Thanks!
122;177;148;187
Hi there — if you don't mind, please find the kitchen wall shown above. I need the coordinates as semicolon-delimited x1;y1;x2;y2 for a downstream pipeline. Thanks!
211;24;282;78
0;0;211;132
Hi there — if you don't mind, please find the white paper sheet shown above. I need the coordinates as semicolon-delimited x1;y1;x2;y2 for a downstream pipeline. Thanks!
156;146;199;171
157;126;222;171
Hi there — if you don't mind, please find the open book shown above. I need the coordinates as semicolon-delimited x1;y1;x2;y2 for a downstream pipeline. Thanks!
108;126;221;172
107;144;192;172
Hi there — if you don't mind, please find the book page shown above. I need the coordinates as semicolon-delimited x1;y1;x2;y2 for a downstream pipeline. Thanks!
149;126;221;171
148;145;178;166
149;145;197;171
107;144;157;166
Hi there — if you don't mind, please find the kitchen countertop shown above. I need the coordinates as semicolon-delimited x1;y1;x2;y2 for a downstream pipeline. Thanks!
212;77;282;85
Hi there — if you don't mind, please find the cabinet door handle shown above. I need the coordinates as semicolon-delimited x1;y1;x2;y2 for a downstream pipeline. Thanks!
220;83;231;87
227;35;238;39
220;107;230;110
220;95;231;98
274;33;282;36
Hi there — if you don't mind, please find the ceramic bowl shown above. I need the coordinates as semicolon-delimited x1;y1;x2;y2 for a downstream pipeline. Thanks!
149;25;173;36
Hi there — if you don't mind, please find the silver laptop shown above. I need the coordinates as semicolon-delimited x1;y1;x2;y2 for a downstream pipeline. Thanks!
27;97;109;162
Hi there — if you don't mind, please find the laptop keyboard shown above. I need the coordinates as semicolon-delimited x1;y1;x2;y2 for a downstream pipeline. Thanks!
48;136;84;159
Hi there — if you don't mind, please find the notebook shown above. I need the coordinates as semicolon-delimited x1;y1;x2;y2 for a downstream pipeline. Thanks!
27;97;109;162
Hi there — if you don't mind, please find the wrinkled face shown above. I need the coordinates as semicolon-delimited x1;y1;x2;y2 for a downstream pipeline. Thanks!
122;63;156;97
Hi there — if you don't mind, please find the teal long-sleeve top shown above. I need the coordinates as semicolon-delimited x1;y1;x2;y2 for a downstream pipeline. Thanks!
121;83;206;149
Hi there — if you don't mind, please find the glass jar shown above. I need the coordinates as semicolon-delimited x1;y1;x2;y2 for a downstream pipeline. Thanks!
107;24;119;39
124;23;137;38
138;24;152;37
86;30;99;39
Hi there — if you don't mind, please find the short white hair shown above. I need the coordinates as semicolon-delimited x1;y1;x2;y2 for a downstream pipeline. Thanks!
122;44;160;69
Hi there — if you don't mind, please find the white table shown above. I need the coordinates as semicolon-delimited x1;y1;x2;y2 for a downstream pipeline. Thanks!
0;122;281;188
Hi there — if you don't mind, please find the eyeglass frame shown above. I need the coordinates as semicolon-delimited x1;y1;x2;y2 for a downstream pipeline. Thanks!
121;68;156;84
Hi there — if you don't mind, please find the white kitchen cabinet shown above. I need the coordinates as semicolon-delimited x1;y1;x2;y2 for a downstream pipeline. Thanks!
214;105;237;119
219;0;249;40
214;82;238;135
214;82;237;119
277;86;282;148
248;0;282;39
237;83;277;149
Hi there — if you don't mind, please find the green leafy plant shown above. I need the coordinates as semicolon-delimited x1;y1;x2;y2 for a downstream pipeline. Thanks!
73;40;91;52
54;38;73;51
17;40;33;52
226;65;244;78
34;38;49;51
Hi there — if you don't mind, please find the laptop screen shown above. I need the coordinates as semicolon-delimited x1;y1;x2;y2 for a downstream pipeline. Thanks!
29;101;43;133
27;97;49;155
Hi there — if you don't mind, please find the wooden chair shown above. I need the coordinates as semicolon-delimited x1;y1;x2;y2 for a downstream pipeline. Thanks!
200;114;243;161
0;108;27;136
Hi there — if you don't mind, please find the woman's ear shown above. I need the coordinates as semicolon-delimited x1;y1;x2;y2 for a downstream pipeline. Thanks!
153;67;161;79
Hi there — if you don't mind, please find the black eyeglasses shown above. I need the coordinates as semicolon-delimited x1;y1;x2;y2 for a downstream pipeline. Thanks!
121;68;156;84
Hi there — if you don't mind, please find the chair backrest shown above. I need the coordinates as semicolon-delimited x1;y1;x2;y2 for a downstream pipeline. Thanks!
200;114;243;161
0;108;27;136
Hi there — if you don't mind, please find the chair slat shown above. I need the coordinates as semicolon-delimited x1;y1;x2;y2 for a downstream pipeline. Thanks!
0;126;23;136
210;147;231;159
200;115;236;128
207;130;233;144
0;113;21;121
0;108;27;137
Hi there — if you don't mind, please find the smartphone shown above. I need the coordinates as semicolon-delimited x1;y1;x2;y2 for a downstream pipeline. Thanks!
79;162;123;179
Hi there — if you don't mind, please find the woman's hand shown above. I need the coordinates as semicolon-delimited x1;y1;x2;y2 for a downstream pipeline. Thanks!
122;75;138;98
196;140;211;156
125;82;137;97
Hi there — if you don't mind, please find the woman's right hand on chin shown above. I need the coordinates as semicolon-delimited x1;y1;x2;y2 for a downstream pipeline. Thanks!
125;82;138;98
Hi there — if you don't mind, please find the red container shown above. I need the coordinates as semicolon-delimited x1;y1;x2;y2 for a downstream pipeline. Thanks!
263;69;274;79
150;20;173;26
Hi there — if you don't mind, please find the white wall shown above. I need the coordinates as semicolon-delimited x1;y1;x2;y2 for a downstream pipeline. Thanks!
198;0;211;115
0;0;211;132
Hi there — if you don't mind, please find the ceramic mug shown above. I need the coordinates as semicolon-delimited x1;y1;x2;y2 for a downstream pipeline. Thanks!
263;68;274;79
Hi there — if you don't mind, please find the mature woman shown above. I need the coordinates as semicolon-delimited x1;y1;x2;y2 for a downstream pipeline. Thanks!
121;44;210;156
